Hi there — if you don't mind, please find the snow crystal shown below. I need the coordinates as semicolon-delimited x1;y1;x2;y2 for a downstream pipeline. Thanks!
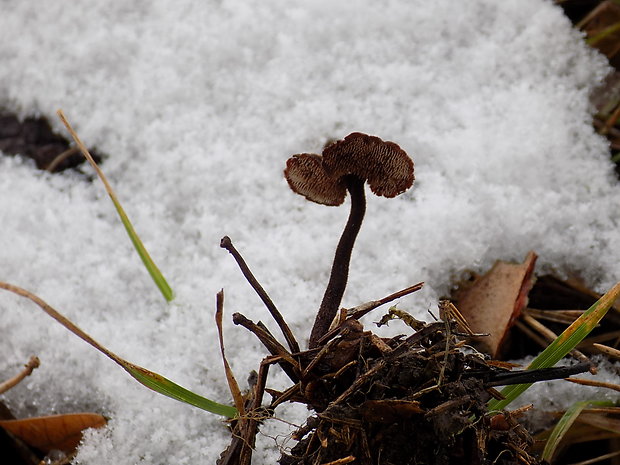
0;0;618;463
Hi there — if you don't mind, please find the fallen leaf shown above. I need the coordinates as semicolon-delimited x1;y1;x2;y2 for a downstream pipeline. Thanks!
0;412;106;453
452;251;537;357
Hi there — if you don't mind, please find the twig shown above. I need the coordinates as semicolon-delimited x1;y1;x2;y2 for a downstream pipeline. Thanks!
347;282;424;320
215;290;245;415
524;308;584;325
317;282;424;345
218;355;280;465
514;319;550;349
268;383;302;409
593;342;620;360
0;356;40;394
328;359;386;407
232;312;299;382
483;362;592;387
302;337;341;378
322;457;356;465
564;376;620;393
239;357;272;465
220;236;300;354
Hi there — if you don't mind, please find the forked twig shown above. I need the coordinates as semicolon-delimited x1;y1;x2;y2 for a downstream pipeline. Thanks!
0;355;40;394
221;236;300;354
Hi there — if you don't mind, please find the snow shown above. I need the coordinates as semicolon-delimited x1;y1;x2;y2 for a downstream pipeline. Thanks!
0;0;619;463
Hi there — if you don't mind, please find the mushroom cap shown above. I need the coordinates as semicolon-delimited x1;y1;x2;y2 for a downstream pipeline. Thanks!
323;132;414;198
284;132;414;205
284;153;347;206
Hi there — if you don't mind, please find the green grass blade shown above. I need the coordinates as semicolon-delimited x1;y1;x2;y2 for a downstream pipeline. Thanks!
542;400;614;462
488;281;620;411
57;110;174;302
0;282;235;417
108;196;174;301
123;363;238;418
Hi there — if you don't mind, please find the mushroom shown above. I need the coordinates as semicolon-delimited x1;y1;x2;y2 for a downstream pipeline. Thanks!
284;132;414;348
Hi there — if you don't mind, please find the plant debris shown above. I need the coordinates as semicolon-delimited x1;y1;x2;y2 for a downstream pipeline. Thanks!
451;251;538;358
215;238;601;465
278;316;541;465
216;294;592;465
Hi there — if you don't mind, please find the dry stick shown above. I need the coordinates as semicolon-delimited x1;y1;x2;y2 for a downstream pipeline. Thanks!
0;356;40;394
220;236;300;354
564;376;620;393
582;330;620;346
322;457;356;465
239;355;274;465
302;337;341;378
483;362;592;388
593;342;620;360
514;319;550;349
347;281;425;320
524;308;584;326
219;354;281;465
309;176;366;349
215;290;245;415
232;312;299;382
328;359;386;408
316;281;424;345
268;382;302;409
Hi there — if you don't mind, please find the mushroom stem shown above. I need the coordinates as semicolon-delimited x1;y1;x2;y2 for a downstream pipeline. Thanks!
308;175;366;348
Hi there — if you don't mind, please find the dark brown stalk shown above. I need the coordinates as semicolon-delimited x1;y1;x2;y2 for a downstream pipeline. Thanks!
309;176;366;349
232;312;300;382
483;361;592;387
221;236;300;354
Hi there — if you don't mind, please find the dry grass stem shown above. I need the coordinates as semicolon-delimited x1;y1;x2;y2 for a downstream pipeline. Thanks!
0;355;40;394
564;377;620;393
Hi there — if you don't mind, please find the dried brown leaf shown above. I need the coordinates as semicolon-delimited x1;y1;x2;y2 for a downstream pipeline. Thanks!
0;413;106;453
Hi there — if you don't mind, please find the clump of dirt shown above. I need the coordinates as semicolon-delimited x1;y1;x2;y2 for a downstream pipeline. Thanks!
277;318;538;465
0;110;101;172
218;308;544;465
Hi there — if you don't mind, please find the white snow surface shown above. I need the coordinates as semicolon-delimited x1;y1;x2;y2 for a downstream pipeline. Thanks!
0;0;619;463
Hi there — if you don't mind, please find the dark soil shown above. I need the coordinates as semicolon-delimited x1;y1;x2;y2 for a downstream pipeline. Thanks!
279;319;538;465
0;110;101;173
218;313;546;465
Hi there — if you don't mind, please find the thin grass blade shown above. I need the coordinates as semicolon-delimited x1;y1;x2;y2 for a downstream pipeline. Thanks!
56;110;174;302
488;281;620;411
0;282;236;417
542;400;614;462
122;363;237;417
